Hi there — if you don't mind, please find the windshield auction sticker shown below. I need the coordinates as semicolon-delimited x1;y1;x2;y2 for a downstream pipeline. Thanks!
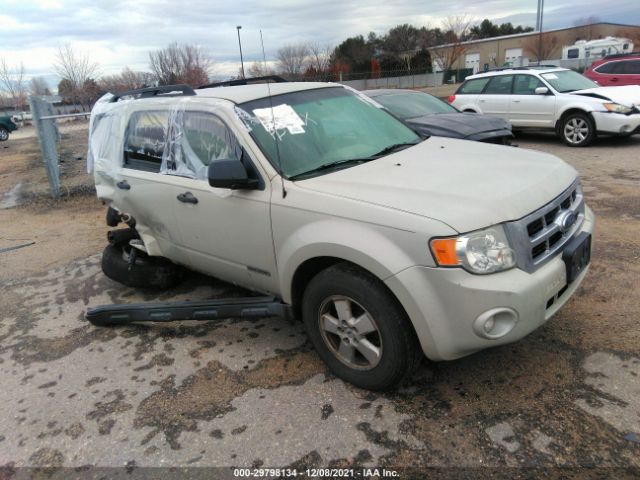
253;104;306;135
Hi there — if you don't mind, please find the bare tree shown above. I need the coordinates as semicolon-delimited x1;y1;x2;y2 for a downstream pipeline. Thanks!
383;24;421;71
30;76;51;96
523;33;560;62
276;43;309;77
53;45;100;109
148;43;213;87
431;15;472;72
54;45;99;92
247;61;275;78
307;42;332;72
100;67;154;93
0;59;28;109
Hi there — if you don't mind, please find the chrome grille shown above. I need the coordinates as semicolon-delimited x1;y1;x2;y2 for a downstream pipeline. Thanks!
504;179;585;273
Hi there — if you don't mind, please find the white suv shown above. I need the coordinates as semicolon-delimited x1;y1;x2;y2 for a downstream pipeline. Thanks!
88;81;594;389
450;67;640;146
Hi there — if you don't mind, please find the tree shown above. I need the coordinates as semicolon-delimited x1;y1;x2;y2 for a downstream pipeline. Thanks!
149;43;213;87
307;42;332;74
30;76;51;96
53;45;100;109
383;24;421;71
100;67;154;93
331;35;374;74
523;33;560;62
466;19;533;41
431;15;472;72
276;43;309;78
0;59;27;109
247;61;276;78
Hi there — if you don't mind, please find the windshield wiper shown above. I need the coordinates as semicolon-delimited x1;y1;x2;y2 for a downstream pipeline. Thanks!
369;140;421;157
288;158;373;180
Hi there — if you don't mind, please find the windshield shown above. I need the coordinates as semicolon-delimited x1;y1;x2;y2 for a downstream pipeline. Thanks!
237;87;420;179
372;91;458;119
541;70;598;93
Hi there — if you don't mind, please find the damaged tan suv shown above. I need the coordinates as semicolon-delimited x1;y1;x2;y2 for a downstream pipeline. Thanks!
88;80;594;390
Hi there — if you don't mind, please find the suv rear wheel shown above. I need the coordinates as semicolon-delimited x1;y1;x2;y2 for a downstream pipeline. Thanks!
559;112;595;147
301;263;422;390
0;127;9;141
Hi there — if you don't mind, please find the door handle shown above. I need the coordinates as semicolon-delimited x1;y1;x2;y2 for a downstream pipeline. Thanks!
116;180;130;190
512;100;521;103
611;78;619;82
177;192;198;204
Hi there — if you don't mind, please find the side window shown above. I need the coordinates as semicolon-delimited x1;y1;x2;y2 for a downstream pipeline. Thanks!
595;62;615;74
457;77;491;94
124;111;168;173
513;75;545;95
567;48;580;59
622;60;640;74
163;111;242;180
484;75;514;95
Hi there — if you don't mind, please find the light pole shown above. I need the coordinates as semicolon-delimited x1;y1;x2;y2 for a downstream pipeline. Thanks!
236;25;245;78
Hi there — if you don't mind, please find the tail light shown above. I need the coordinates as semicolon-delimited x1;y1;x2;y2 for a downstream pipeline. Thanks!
447;94;456;103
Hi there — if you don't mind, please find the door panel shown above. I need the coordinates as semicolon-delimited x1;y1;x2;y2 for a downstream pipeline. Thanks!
510;75;557;127
478;75;513;119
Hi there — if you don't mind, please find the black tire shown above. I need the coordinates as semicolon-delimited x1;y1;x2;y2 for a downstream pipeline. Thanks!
559;112;595;147
101;244;183;289
0;127;9;142
301;262;422;390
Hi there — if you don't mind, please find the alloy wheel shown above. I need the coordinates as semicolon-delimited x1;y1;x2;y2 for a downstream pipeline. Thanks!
318;295;383;370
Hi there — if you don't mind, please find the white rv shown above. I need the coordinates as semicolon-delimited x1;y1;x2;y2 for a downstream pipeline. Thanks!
563;37;634;61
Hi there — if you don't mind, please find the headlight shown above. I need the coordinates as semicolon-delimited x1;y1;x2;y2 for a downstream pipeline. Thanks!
603;103;632;114
430;226;516;274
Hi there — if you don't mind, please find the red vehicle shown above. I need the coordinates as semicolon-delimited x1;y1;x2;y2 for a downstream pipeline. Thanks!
584;53;640;86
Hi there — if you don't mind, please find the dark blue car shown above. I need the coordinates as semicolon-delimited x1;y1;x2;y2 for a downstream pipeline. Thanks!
363;89;513;144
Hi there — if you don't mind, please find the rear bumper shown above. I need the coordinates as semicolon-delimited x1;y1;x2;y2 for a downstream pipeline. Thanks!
386;205;595;361
592;111;640;135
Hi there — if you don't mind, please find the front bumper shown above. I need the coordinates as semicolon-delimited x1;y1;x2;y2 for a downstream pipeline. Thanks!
465;128;514;143
385;205;595;361
592;111;640;135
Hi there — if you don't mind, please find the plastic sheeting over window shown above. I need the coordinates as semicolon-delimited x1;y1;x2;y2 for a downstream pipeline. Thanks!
160;109;242;180
88;94;242;182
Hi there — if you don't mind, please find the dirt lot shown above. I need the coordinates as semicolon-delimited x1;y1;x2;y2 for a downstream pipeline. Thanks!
0;127;639;478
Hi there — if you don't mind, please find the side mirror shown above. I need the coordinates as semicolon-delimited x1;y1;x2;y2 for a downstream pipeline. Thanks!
208;159;259;190
535;86;550;95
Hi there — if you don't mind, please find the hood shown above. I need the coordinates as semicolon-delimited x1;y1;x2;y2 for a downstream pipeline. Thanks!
572;85;640;107
296;137;577;232
407;112;510;138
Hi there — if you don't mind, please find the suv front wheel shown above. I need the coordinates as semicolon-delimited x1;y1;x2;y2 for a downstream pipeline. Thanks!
0;127;9;141
559;112;595;147
302;263;422;390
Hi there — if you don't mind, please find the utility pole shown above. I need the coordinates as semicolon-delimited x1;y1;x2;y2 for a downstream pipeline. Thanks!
236;25;245;78
536;0;545;63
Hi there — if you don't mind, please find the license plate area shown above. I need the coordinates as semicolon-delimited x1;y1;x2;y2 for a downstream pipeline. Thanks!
562;232;592;284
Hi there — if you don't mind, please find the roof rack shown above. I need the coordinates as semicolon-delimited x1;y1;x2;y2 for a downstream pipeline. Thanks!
603;51;640;59
484;65;560;73
110;84;196;102
199;75;288;89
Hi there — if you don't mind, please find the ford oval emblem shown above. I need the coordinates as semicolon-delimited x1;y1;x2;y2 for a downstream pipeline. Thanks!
556;211;576;233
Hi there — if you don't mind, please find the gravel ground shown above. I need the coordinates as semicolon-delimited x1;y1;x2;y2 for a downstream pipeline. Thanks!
0;129;639;478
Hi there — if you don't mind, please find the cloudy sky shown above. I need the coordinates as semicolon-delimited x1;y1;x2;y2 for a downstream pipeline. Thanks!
1;0;639;80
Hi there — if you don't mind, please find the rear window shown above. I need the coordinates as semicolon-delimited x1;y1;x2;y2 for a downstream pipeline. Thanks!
457;77;490;94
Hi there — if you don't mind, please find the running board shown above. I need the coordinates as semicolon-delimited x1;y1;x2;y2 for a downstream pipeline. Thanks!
85;296;291;326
